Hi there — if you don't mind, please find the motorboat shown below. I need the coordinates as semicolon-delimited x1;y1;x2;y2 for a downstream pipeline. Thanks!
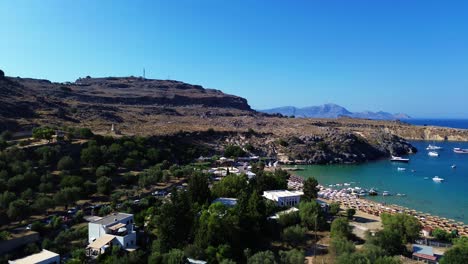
428;151;439;157
390;156;409;163
451;164;457;169
382;191;391;196
426;144;443;150
369;188;378;196
454;148;468;154
432;176;444;182
397;167;406;171
396;193;406;197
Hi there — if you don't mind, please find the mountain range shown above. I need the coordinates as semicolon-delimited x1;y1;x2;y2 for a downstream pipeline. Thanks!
259;104;410;120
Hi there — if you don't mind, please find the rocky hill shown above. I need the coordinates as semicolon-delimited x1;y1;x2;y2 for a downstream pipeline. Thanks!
2;71;467;164
0;75;253;130
260;104;411;120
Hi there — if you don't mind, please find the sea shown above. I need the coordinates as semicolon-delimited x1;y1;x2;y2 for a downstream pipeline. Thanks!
406;119;468;129
294;121;468;223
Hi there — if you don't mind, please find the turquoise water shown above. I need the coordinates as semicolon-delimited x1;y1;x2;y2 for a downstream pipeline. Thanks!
294;141;468;223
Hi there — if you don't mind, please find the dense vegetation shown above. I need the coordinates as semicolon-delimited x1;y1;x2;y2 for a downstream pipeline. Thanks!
0;126;466;263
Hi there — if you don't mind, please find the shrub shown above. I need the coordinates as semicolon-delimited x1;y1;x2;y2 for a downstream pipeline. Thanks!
282;225;307;246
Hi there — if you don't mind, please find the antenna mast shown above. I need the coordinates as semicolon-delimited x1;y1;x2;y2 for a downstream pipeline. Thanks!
143;68;146;79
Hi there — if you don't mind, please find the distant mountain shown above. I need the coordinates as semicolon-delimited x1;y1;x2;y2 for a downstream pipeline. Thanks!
260;104;410;120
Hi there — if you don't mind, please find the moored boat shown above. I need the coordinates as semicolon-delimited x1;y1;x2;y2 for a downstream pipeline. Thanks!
453;148;468;154
428;151;439;157
397;167;406;171
390;156;410;163
426;144;443;150
432;176;444;182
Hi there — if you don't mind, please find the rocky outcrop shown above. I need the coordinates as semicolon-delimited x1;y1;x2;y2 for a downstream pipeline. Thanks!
188;130;416;165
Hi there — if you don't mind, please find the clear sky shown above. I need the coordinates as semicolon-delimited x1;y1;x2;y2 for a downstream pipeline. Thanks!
1;1;468;118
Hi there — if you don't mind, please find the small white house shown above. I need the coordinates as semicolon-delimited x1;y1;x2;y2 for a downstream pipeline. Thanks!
86;212;136;257
9;249;60;264
263;190;303;207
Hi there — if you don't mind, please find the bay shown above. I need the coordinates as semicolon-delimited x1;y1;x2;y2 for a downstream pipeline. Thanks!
294;140;468;223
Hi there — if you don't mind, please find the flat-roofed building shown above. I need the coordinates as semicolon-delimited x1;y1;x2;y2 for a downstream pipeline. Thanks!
87;212;136;257
9;249;59;264
263;190;303;207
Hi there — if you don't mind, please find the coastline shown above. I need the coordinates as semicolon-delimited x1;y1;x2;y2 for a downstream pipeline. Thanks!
316;186;468;237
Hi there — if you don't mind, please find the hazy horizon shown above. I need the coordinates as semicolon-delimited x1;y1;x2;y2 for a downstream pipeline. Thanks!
1;1;468;118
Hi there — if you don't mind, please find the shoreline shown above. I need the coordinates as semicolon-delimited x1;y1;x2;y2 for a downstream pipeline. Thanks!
317;185;468;237
287;172;468;237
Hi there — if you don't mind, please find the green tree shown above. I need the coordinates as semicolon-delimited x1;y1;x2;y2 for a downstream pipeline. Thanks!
440;237;468;264
211;174;248;198
329;237;355;257
329;202;341;216
279;249;305;264
53;187;81;209
0;191;16;209
32;127;55;142
282;225;307;246
432;228;452;242
81;145;102;167
248;250;277;264
188;172;211;204
224;145;246;158
78;128;94;139
374;256;402;264
7;199;30;221
153;191;193;253
331;218;352;239
361;244;387;263
32;196;54;212
346;208;356;219
302;177;318;201
163;249;185;264
96;165;112;178
337;253;369;264
97;177;112;195
365;229;405;256
194;202;240;253
57;156;74;171
299;201;324;230
381;213;422;243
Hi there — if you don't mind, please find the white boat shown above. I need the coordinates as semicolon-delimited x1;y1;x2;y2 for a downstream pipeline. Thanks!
451;164;456;169
396;193;406;197
426;144;443;150
397;167;406;171
454;148;468;154
432;176;444;182
382;191;391;196
428;151;439;157
390;156;410;163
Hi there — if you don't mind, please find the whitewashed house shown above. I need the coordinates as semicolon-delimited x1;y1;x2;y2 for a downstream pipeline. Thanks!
263;190;303;207
86;212;136;257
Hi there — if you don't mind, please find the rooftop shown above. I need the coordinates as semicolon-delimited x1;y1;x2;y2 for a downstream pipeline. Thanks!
91;212;133;226
412;244;434;256
9;249;59;264
263;190;304;198
87;234;116;249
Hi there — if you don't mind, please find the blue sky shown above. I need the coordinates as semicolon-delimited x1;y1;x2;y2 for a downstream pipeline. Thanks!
1;1;468;118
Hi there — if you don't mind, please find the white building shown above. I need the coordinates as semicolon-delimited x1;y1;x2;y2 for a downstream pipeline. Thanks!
263;190;303;207
9;249;60;264
86;212;136;257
